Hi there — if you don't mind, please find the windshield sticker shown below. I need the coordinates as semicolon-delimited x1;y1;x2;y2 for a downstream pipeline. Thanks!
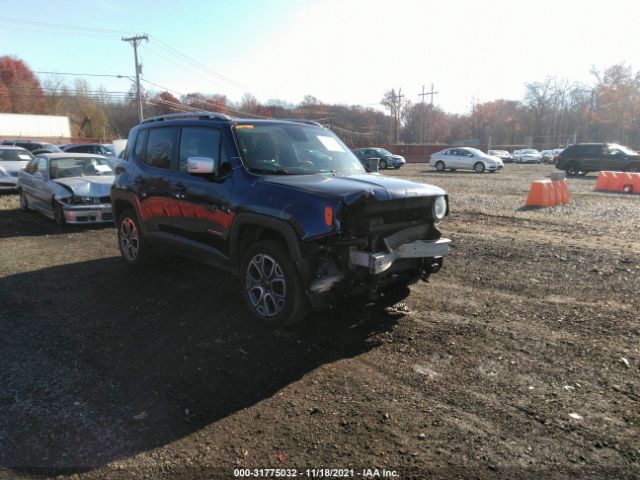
18;154;31;160
95;164;111;172
317;135;345;152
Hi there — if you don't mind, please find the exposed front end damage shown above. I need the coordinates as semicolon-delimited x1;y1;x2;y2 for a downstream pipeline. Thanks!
302;195;451;310
53;178;114;224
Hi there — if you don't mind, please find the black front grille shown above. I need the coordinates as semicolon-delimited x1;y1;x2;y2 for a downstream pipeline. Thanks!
102;212;113;221
99;196;111;204
345;197;435;236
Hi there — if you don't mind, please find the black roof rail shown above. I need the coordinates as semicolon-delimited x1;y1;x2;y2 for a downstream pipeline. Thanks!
278;119;324;127
140;111;231;124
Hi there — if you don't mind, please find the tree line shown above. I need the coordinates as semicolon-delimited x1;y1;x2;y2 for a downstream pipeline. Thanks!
1;55;639;148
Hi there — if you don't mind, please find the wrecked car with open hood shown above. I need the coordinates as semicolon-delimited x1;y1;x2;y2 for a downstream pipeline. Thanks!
112;113;451;327
18;153;114;226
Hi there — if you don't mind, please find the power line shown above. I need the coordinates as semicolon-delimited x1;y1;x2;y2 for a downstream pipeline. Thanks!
148;36;250;92
0;15;132;36
144;45;245;94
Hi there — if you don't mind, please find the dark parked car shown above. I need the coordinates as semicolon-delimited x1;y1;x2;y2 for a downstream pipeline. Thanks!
352;148;406;169
556;143;640;175
112;112;451;327
1;140;62;153
62;143;117;159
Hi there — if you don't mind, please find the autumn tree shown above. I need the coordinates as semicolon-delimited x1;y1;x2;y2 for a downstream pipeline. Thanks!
0;56;44;113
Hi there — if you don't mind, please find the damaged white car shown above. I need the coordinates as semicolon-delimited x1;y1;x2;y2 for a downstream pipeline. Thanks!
17;153;114;226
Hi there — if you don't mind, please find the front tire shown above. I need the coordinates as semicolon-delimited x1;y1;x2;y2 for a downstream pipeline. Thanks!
118;209;152;267
53;202;66;227
435;161;445;172
625;164;640;173
241;240;309;328
474;161;486;173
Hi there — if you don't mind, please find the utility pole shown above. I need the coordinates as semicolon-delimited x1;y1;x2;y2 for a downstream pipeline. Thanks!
424;83;438;144
122;34;149;123
418;85;427;144
388;88;404;144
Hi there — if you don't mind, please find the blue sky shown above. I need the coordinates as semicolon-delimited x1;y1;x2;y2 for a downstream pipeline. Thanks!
2;0;640;113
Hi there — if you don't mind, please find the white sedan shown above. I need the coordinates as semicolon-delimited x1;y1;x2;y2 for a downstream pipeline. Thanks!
430;147;503;173
0;146;34;191
514;149;542;163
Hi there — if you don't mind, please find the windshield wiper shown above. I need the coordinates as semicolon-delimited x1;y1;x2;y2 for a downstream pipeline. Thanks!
249;167;290;175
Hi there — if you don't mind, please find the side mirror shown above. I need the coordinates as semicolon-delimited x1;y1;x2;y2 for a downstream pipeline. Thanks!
367;157;380;172
187;156;215;174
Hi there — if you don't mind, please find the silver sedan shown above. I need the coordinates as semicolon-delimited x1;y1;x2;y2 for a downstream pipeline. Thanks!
17;153;114;226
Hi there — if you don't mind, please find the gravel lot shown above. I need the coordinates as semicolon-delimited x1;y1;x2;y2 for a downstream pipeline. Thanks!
1;164;638;479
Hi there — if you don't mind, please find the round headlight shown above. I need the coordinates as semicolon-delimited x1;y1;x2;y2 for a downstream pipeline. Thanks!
433;195;447;220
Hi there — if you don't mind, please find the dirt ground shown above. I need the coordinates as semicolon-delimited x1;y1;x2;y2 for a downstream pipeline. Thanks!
0;164;638;480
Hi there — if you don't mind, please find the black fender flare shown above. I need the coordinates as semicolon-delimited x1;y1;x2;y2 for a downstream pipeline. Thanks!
229;213;303;267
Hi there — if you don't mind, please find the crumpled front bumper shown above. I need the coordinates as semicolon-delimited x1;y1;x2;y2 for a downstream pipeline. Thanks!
349;238;451;274
62;203;113;224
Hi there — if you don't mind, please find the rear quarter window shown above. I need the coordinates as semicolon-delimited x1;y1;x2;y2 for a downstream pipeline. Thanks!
144;127;178;170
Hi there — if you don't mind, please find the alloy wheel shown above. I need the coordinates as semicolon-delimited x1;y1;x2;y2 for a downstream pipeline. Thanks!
245;253;287;317
119;217;140;261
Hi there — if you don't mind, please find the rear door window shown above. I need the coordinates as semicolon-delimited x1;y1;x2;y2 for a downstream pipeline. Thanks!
144;127;178;170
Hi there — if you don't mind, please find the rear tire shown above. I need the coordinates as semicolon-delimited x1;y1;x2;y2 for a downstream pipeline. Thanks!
625;164;640;173
241;240;309;328
474;161;486;173
565;162;580;176
435;161;445;172
379;159;388;169
117;209;152;267
19;189;29;211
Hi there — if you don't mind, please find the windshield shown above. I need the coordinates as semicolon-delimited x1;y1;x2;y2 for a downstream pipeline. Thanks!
43;143;62;152
522;149;538;154
50;157;115;179
466;148;485;156
234;124;365;175
609;144;637;155
0;149;33;161
375;148;392;156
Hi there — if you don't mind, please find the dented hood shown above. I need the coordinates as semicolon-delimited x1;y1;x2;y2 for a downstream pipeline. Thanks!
52;176;113;197
262;173;446;205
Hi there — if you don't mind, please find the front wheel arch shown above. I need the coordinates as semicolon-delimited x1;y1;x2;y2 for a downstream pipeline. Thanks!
229;214;304;268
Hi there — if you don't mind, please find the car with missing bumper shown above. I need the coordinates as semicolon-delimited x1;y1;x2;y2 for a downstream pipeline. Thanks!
112;112;451;327
17;153;114;226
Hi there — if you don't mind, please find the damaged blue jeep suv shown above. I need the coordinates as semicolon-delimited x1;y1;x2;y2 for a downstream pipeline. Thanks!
112;112;451;327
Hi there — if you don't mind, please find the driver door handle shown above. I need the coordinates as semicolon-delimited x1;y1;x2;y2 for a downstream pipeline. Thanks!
170;182;186;199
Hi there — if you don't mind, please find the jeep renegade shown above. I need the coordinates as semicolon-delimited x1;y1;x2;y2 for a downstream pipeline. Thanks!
111;112;451;327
